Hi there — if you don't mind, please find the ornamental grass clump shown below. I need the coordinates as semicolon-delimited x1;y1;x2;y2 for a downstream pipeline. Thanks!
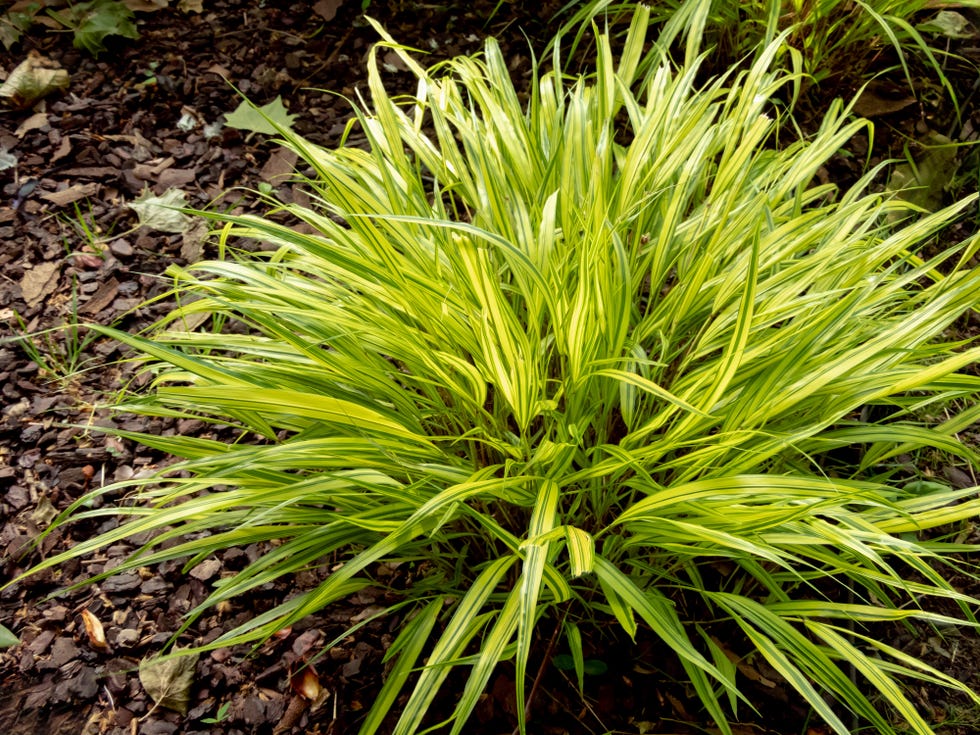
560;0;952;96
15;9;980;735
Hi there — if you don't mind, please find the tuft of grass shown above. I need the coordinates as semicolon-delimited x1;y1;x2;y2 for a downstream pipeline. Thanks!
9;279;101;388
556;0;958;103
10;10;980;735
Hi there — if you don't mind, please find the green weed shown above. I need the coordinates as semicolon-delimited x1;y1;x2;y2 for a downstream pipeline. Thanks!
10;279;101;387
557;0;958;102
200;701;231;724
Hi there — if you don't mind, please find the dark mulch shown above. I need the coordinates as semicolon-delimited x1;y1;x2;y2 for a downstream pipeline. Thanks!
2;2;980;734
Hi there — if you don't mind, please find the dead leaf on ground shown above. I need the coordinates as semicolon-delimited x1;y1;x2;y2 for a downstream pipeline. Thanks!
0;52;69;109
71;252;104;270
312;0;344;21
101;130;155;159
383;50;411;72
20;261;61;306
80;609;108;651
918;10;977;39
0;624;18;648
30;494;59;526
260;148;298;184
139;648;200;715
128;187;192;233
853;83;917;117
290;665;322;701
205;63;231;78
180;219;209;261
887;132;957;216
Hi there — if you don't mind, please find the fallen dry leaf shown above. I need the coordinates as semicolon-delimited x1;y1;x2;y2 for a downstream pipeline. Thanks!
31;495;58;526
224;96;297;136
383;50;411;72
291;629;322;657
312;0;343;21
80;609;108;651
260;148;298;184
139;648;200;715
180;219;209;262
128;187;191;233
20;261;61;307
886;132;957;217
0;52;69;109
205;63;231;77
290;665;322;701
853;83;917;117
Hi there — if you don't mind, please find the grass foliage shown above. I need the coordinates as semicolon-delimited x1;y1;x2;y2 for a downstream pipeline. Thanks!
560;0;955;94
16;9;980;735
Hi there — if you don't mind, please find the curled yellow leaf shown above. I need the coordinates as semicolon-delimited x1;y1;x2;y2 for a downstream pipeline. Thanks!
80;608;108;651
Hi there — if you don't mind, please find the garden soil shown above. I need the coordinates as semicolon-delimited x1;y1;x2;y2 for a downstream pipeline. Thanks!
2;2;980;734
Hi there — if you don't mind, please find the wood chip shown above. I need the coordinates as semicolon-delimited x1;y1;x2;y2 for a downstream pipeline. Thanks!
50;136;72;163
132;156;176;179
156;167;196;189
59;166;119;178
79;277;120;315
14;112;49;138
40;182;99;207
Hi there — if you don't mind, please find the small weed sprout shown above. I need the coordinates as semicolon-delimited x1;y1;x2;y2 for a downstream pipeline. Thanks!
10;279;101;387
